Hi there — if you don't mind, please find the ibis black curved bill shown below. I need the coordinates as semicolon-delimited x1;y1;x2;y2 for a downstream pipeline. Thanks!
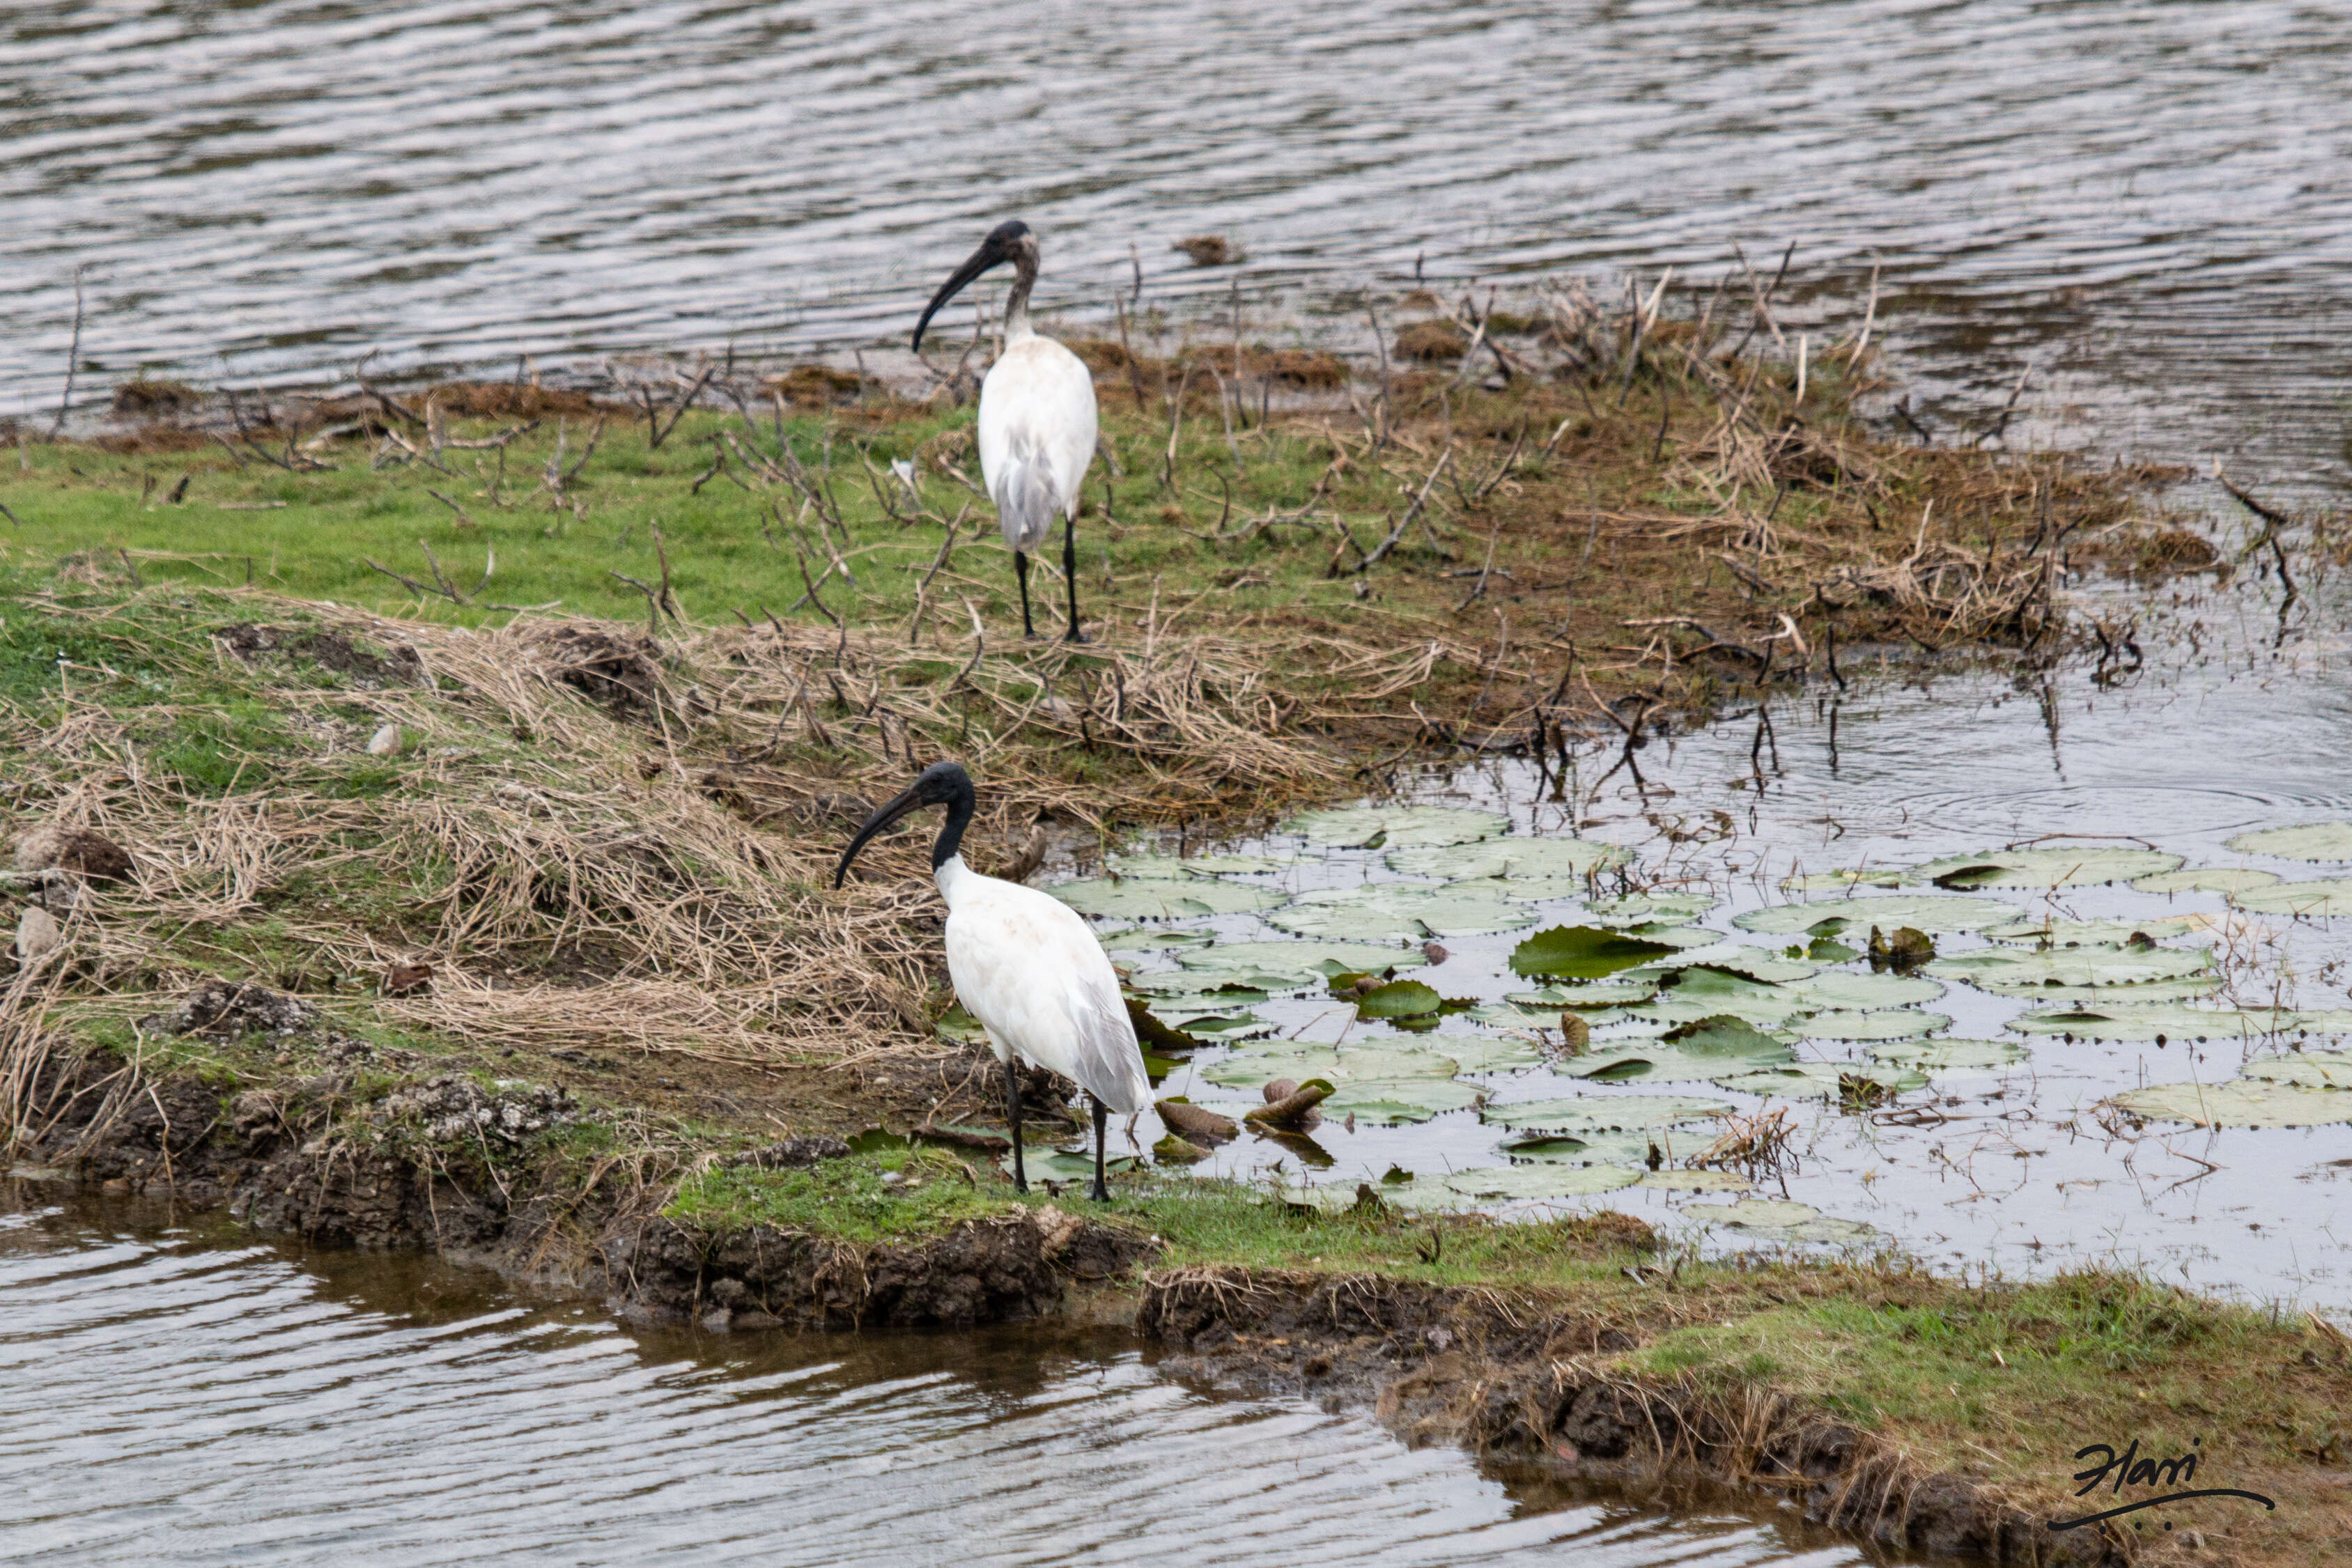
833;784;927;889
832;760;978;885
911;219;1031;352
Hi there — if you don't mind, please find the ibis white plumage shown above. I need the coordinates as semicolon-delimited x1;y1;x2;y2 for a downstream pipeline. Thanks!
833;761;1150;1200
912;220;1099;641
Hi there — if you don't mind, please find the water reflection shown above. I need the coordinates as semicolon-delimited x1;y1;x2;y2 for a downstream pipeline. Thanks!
0;1197;1860;1566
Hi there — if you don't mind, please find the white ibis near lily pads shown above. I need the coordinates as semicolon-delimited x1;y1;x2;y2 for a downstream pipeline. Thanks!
912;220;1097;642
834;761;1149;1200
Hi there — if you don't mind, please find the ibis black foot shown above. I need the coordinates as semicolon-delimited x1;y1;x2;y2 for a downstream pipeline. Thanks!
1088;1179;1111;1204
1062;626;1090;644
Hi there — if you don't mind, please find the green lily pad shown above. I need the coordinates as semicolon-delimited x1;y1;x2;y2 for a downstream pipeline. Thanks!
1156;1014;1270;1040
1440;1163;1641;1201
1150;986;1273;1012
2231;878;2352;917
1016;1149;1146;1181
1200;1044;1458;1089
1912;846;2184;890
2010;1003;2305;1041
1652;949;1816;984
1268;881;1531;940
1637;1169;1752;1192
1781;868;1912;891
1290;805;1510;849
2226;823;2352;862
1713;1061;1928;1096
2241;1050;2352;1089
1109;852;1292;878
934;1004;990;1046
2003;976;2225;1006
2134;867;2284;895
1502;1131;1656;1166
1983;915;2208;947
1795;1010;1947;1041
1783;970;1944;1009
1418;1034;1547;1071
1385;837;1632;880
1175;940;1423;981
1099;927;1219;951
1510;924;1681;979
1807;937;1864;963
1566;1016;1795;1084
1712;1199;1819;1227
1051;877;1285;919
2109;1079;2352;1128
1734;895;2021;936
1508;981;1657;1010
1482;1094;1735;1133
1924;945;2215;993
1320;1078;1490;1124
1866;1037;2030;1071
1788;1217;1880;1244
1583;891;1717;927
1356;979;1444;1018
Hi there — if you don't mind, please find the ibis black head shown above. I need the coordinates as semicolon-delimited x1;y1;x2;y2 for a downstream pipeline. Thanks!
912;221;1039;351
833;760;978;886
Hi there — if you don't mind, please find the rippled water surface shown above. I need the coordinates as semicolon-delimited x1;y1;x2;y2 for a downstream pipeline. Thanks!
0;1199;1861;1566
5;1;2351;480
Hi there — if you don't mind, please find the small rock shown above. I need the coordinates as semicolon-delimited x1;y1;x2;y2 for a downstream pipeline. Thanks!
366;724;403;756
11;825;133;884
699;1307;734;1333
732;1310;784;1331
1421;941;1449;965
13;906;63;963
139;978;317;1039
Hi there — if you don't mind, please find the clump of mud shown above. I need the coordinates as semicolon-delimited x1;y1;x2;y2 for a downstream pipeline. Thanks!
139;979;318;1039
217;622;422;687
1393;319;1469;361
536;625;667;715
768;364;862;406
723;1135;853;1169
110;379;199;416
11;825;134;885
379;1074;575;1144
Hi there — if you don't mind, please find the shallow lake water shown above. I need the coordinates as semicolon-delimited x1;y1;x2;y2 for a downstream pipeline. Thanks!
0;1195;1869;1566
6;1;2351;483
1094;592;2352;1316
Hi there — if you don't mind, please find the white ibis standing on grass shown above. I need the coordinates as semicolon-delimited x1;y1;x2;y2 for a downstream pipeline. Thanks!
912;220;1098;642
834;761;1150;1200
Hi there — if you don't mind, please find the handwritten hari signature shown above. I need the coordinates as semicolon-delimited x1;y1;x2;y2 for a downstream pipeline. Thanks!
2048;1437;2277;1531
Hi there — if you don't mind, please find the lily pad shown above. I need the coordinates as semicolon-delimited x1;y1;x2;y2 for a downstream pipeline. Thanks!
1566;1016;1794;1084
1924;945;2215;993
1321;1077;1490;1123
1176;940;1423;981
1783;970;1944;1009
1788;1217;1879;1244
1503;1131;1656;1167
2109;1078;2352;1128
1795;1010;1947;1041
1108;852;1293;878
1912;846;2183;890
1866;1037;2030;1072
1051;877;1285;919
934;1004;991;1046
2135;867;2284;895
2231;878;2352;917
1269;881;1531;940
1734;895;2021;936
1660;949;1816;984
1099;927;1218;951
2002;976;2223;1007
1440;1163;1641;1201
1510;924;1680;979
1781;868;1912;891
1200;1044;1457;1089
1385;837;1632;880
1583;891;1717;927
1508;981;1657;1010
1700;1198;1819;1228
1290;805;1510;849
2009;1003;2307;1041
2226;823;2352;862
1482;1094;1735;1133
1982;915;2210;947
1713;1061;1928;1096
2242;1050;2352;1089
1356;979;1444;1018
1637;1169;1752;1193
1620;974;1816;1028
1420;1034;1548;1071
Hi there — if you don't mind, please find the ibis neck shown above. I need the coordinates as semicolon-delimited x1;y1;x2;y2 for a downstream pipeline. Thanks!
929;778;975;871
1004;252;1037;342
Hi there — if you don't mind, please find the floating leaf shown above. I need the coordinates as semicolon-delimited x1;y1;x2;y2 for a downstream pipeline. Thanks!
1385;837;1632;879
1099;927;1218;951
1564;1015;1794;1084
934;1005;991;1046
1440;1163;1641;1201
1783;970;1944;1009
1713;1062;1928;1096
1503;1131;1655;1167
1583;891;1717;927
1200;1044;1457;1089
2241;1050;2352;1089
2226;822;2352;862
1175;940;1423;981
1795;1010;1947;1041
1782;867;1913;891
2231;878;2352;917
1982;915;2209;947
1155;1014;1269;1040
1482;1094;1735;1132
1925;945;2215;993
1111;852;1292;878
1912;846;2183;890
1510;924;1680;979
1734;895;2020;936
2109;1080;2352;1128
1356;979;1444;1018
1700;1198;1819;1228
1508;981;1657;1010
1807;937;1863;963
1418;1034;1547;1072
1268;881;1531;940
1788;1218;1879;1244
2011;1003;2310;1041
2000;976;2222;1007
1866;1037;2030;1072
1320;1077;1489;1123
1051;877;1284;919
1637;1170;1752;1192
1659;949;1816;984
2134;867;2283;894
1290;805;1510;848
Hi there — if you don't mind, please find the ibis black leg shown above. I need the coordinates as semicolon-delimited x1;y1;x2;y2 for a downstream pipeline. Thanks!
1005;1059;1028;1194
1088;1094;1111;1203
1061;511;1088;643
1013;549;1037;639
